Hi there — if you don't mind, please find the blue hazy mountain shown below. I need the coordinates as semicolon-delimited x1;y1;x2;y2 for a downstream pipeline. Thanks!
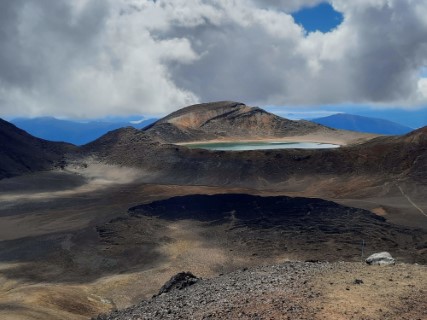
11;117;157;145
312;113;413;135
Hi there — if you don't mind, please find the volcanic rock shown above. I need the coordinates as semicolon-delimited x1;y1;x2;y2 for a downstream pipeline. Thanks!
93;262;427;320
155;272;200;297
366;252;396;266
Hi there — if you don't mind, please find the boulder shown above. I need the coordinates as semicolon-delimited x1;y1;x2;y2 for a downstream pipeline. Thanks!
365;252;395;266
154;272;199;297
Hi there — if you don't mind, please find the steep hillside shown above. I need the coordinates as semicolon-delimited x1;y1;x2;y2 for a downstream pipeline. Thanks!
348;126;427;182
144;101;344;143
81;127;157;154
312;113;413;135
0;119;75;179
85;123;427;187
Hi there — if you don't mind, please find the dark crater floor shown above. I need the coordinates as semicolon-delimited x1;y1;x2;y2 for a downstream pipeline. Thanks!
129;194;384;227
99;194;427;264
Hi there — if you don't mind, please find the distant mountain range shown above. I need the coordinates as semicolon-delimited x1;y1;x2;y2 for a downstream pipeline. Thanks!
312;113;413;135
1;102;427;184
10;116;157;145
9;111;416;147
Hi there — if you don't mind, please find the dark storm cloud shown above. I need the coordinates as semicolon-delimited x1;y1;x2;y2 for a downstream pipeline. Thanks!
0;0;30;87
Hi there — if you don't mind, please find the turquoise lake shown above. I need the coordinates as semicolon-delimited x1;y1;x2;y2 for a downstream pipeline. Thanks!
184;141;340;151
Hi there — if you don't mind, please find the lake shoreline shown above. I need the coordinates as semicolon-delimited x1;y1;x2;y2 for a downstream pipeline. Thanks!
175;134;352;147
180;140;340;151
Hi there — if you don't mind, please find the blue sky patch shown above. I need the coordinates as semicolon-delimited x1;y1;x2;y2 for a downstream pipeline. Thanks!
292;2;343;33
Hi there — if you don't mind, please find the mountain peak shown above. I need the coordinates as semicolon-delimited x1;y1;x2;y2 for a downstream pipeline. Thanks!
144;101;331;143
149;101;247;129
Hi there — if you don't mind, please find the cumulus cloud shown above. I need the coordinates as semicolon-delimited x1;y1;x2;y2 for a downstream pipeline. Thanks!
0;0;426;118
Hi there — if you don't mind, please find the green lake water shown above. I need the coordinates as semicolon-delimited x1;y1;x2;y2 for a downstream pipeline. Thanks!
184;141;340;151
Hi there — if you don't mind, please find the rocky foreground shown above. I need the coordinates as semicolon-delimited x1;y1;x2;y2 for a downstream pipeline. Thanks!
95;261;426;320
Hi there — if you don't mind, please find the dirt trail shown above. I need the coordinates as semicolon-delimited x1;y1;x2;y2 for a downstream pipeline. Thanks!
396;183;427;218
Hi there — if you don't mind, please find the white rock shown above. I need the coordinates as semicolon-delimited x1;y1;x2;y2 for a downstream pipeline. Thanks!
365;252;395;266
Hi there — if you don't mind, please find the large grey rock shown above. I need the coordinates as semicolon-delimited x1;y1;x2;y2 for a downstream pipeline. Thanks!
365;252;395;265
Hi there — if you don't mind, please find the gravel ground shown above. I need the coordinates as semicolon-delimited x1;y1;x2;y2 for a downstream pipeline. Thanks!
93;261;427;320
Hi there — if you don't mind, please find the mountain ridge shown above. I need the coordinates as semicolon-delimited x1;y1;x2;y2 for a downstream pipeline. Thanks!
1;102;426;184
143;101;345;143
84;122;427;187
312;113;413;135
0;118;76;179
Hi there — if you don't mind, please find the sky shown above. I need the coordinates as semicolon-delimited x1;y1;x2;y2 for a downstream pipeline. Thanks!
0;0;427;120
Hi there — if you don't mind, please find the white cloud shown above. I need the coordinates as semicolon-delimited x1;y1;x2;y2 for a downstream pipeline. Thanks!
0;0;426;118
418;79;427;101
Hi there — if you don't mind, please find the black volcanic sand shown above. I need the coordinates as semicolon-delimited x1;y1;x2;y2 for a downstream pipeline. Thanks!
6;192;420;285
109;194;426;264
1;188;425;286
0;170;86;193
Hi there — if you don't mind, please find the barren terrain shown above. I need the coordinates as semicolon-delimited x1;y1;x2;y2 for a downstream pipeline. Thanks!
0;103;426;319
0;164;426;319
97;262;427;320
